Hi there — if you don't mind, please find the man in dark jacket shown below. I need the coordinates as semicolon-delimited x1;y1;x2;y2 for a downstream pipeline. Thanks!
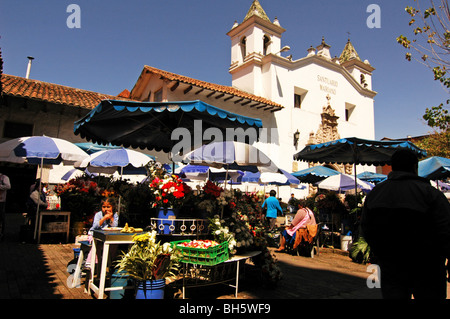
361;149;450;299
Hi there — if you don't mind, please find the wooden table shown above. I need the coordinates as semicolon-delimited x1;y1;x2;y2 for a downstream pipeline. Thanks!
37;211;70;244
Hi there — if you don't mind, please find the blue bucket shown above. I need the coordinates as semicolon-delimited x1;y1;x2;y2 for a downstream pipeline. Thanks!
73;248;81;259
135;279;165;299
110;271;131;299
157;208;176;234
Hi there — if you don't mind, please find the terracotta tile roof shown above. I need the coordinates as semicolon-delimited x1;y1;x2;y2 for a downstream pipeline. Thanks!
140;65;284;111
1;74;131;109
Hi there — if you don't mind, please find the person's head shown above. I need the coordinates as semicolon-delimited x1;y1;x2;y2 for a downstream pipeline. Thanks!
291;193;294;197
391;149;419;174
269;190;276;197
297;199;307;209
101;197;117;215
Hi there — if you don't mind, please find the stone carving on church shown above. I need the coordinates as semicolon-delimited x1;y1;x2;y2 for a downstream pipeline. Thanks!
308;95;340;145
305;95;353;193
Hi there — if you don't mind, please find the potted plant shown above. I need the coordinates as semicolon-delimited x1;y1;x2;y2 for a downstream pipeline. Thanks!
115;230;182;299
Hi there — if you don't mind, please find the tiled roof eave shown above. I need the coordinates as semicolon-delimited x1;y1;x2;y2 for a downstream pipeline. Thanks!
141;65;284;112
1;74;132;109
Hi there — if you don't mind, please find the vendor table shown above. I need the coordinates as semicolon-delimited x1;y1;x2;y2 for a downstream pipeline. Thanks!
87;229;261;299
37;211;70;244
181;250;261;299
88;230;139;299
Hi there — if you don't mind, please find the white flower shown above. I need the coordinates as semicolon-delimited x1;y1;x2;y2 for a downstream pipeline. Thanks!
162;242;171;253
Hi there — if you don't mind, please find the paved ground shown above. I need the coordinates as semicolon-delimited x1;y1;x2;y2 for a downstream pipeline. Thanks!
0;213;448;300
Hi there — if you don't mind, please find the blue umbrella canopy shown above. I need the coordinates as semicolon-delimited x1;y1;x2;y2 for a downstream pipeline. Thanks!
75;147;153;175
357;171;387;183
418;156;450;180
292;165;341;184
316;174;374;193
0;136;88;165
179;164;243;182
293;137;427;166
183;141;279;173
240;171;261;183
74;100;263;153
75;142;122;155
238;169;299;186
259;169;300;186
294;137;426;193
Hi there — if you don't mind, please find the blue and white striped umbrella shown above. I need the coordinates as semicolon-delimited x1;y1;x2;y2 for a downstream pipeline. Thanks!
0;135;89;240
75;147;153;175
0;135;88;164
182;141;279;173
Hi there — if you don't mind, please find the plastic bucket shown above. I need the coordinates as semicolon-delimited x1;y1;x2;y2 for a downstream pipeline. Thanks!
157;208;176;234
135;279;166;299
72;248;81;259
110;271;130;299
340;235;353;251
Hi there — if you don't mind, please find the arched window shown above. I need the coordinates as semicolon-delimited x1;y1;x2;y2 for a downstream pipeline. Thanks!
240;37;247;60
263;35;271;55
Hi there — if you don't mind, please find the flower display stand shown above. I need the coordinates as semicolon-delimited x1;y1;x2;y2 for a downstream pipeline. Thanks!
150;217;209;236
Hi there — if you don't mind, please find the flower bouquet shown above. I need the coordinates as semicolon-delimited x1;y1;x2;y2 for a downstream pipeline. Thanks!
147;164;191;209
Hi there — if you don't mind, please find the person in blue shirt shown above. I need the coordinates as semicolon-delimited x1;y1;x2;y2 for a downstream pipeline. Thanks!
262;190;283;231
89;197;119;235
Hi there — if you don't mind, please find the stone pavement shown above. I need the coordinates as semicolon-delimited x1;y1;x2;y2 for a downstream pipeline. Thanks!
0;212;448;300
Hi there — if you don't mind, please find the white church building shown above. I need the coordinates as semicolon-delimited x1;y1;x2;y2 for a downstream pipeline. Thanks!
128;0;377;198
0;0;377;201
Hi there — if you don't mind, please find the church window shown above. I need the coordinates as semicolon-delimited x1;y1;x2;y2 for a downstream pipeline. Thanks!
263;35;271;55
294;87;308;109
360;74;367;88
240;37;247;60
345;103;356;121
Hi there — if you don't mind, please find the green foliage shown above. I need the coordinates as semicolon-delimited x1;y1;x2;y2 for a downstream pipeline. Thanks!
116;231;181;281
415;130;450;157
349;237;375;264
397;0;450;126
423;103;450;131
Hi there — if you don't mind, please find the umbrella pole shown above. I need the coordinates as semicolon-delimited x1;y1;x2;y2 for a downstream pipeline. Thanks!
33;158;44;241
118;167;123;215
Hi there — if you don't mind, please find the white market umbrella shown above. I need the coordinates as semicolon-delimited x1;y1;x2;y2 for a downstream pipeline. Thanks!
75;147;154;214
0;136;89;240
75;147;153;175
183;141;280;216
182;141;279;173
316;173;374;193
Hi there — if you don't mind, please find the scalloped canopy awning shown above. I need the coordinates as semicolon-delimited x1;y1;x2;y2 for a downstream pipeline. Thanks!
74;100;263;153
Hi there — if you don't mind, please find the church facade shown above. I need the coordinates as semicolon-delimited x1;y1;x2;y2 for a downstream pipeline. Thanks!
0;0;377;201
129;0;377;176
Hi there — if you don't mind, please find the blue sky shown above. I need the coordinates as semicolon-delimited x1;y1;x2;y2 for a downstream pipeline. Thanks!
1;0;448;140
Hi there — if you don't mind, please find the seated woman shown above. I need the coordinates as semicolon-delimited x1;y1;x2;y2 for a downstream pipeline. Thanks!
88;197;119;235
86;197;119;266
276;199;316;252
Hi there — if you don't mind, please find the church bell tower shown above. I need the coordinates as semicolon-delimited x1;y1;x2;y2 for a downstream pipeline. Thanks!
227;0;286;96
